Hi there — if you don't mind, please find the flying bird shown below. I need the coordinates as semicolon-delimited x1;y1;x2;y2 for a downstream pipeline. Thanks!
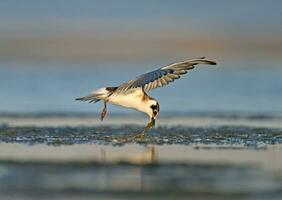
76;57;216;137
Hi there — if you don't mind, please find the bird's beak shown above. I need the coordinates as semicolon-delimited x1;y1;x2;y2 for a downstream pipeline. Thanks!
152;111;158;119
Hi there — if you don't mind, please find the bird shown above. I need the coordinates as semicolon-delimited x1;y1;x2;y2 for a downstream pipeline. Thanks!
76;57;216;137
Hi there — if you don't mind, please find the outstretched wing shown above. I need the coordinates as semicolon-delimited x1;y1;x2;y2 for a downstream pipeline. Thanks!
116;57;216;93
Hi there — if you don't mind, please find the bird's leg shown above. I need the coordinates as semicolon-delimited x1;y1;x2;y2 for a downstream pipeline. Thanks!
143;118;155;133
133;118;155;139
100;100;108;121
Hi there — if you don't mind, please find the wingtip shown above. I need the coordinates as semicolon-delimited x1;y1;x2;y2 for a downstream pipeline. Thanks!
200;56;217;65
200;57;217;65
209;60;217;65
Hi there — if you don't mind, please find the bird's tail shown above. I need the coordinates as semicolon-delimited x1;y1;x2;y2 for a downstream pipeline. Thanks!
75;87;112;103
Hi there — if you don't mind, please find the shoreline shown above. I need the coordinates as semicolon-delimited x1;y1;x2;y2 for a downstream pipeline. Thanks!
1;115;282;128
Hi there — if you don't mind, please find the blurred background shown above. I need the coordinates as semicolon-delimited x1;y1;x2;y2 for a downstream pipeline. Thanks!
0;0;282;115
1;2;282;199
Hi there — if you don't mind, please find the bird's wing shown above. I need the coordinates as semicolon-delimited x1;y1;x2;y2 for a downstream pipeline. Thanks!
116;57;216;93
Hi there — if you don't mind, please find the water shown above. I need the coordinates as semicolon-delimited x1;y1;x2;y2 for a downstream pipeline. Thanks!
1;61;282;200
0;143;282;200
1;1;282;34
1;61;282;115
0;161;281;200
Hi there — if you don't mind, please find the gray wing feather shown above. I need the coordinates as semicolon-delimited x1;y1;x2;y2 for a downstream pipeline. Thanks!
116;57;216;93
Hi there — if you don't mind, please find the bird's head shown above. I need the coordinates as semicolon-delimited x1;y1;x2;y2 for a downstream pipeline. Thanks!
150;101;160;120
144;99;160;121
142;98;159;128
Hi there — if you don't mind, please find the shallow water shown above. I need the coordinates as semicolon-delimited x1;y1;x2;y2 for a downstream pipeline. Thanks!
1;61;282;114
0;143;282;200
0;162;281;200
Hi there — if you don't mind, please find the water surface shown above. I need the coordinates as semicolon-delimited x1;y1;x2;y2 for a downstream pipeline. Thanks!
1;61;282;115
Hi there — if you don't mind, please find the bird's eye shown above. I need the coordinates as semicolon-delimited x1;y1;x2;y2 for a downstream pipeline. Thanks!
150;105;157;110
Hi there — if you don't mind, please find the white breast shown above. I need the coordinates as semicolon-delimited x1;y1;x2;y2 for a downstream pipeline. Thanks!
108;89;145;112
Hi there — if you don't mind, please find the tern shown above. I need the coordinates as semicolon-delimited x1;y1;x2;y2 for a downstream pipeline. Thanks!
76;57;216;136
